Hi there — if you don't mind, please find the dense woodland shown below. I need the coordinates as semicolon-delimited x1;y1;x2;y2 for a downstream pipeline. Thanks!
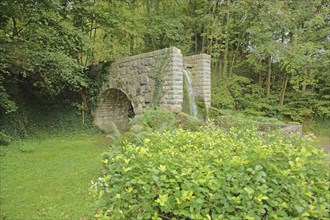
0;0;329;138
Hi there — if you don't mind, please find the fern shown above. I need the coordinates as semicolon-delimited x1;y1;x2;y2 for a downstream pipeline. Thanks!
106;123;123;146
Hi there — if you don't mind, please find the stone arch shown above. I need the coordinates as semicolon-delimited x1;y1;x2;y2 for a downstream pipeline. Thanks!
94;88;135;132
93;47;211;132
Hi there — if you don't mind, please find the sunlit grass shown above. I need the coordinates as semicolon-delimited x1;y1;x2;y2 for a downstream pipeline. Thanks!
0;133;110;219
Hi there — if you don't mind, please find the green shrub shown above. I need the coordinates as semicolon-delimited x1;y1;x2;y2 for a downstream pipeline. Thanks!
175;112;203;131
129;108;178;132
209;110;283;132
124;108;178;145
91;128;329;219
303;118;330;136
0;103;92;140
106;123;123;146
124;108;203;145
280;91;319;122
0;131;11;145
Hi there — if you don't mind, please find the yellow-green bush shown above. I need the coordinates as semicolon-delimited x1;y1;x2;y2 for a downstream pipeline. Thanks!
91;128;329;219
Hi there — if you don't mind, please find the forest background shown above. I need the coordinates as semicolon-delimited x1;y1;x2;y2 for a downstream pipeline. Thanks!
0;0;329;140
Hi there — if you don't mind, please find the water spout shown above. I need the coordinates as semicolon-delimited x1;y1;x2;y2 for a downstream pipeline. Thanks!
182;69;198;118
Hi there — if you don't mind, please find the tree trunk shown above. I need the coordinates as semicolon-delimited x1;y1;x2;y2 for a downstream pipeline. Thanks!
258;72;262;89
130;34;134;54
12;17;18;37
207;38;213;55
266;55;272;97
222;0;231;78
229;44;239;78
195;31;198;53
302;84;306;91
201;25;206;53
217;55;223;77
258;58;262;89
279;75;288;107
302;69;307;91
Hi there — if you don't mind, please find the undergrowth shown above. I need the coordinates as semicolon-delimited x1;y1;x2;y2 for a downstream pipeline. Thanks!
91;108;329;219
0;103;94;145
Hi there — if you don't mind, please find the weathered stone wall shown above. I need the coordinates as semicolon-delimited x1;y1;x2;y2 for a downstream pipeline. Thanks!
183;54;211;109
94;89;133;131
259;123;303;136
94;47;185;132
160;48;184;112
94;47;211;132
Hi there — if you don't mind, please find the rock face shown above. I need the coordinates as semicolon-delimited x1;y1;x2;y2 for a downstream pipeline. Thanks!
258;123;303;136
94;47;211;132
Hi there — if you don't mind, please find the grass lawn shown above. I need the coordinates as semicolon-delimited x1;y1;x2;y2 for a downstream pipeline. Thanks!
0;132;110;220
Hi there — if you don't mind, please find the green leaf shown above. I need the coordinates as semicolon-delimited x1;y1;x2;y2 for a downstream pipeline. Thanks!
244;187;255;196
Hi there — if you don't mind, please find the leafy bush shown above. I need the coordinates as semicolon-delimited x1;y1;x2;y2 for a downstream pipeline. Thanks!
281;91;317;122
0;101;92;140
303;118;330;136
124;109;203;145
129;108;178;132
0;131;11;146
91;128;329;219
175;112;203;131
209;109;283;131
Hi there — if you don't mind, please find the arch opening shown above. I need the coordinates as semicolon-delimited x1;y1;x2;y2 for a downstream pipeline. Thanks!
94;89;135;132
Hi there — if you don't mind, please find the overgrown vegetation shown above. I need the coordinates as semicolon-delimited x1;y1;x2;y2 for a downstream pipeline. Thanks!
1;1;329;141
1;1;329;218
152;50;171;108
107;109;202;147
0;97;93;144
91;124;329;219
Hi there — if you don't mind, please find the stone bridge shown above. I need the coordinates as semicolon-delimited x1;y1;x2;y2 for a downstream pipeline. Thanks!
94;47;211;132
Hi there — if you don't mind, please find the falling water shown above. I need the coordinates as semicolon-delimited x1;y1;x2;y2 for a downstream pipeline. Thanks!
182;69;198;118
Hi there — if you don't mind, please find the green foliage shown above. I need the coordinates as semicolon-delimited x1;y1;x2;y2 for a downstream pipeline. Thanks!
209;110;283;132
0;75;17;114
114;109;203;146
175;112;204;131
129;108;178;133
0;131;11;146
85;61;113;111
106;123;123;147
0;100;92;141
211;75;235;109
196;99;207;120
0;0;91;139
303;119;330;136
0;0;87;107
181;78;191;115
1;0;329;131
212;75;251;110
239;94;280;118
91;127;329;219
123;108;178;146
281;91;318;122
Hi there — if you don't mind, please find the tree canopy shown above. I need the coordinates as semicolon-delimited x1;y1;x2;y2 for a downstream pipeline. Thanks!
1;0;329;122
